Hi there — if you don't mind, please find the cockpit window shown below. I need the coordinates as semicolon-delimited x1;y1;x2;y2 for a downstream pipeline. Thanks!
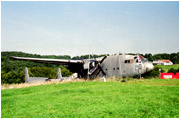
144;58;149;62
141;58;145;62
139;57;149;63
135;55;149;63
136;59;138;63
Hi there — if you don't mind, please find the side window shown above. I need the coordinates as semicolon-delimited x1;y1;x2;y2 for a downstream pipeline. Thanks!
130;59;133;63
125;60;129;63
125;60;132;63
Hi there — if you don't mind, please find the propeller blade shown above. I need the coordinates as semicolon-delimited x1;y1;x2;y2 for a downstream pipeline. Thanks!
88;55;107;78
89;65;98;75
98;65;106;76
89;64;106;77
99;55;107;64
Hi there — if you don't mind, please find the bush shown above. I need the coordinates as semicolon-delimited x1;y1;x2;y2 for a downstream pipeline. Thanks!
60;66;72;77
168;68;179;74
142;67;165;78
1;71;24;84
29;66;72;79
150;67;165;77
176;68;179;73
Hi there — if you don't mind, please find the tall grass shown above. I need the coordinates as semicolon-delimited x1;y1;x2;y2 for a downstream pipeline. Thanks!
1;79;179;118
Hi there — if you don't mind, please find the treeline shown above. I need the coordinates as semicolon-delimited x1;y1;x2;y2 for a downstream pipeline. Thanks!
127;52;179;64
143;53;179;64
1;51;71;59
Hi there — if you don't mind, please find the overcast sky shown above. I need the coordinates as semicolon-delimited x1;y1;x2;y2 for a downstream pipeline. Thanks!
1;1;179;56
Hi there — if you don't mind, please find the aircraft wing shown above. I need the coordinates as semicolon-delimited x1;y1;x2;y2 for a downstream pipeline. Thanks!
10;56;84;65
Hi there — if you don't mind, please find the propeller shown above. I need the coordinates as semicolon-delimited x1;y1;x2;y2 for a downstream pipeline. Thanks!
88;55;107;78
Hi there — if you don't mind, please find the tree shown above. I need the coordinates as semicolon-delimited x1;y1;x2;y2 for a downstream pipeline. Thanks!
171;56;178;64
144;53;153;61
168;68;177;74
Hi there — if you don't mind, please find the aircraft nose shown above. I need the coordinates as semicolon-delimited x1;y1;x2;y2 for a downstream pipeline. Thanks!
147;63;154;71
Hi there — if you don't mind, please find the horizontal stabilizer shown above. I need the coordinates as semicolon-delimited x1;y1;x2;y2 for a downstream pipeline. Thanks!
28;77;48;83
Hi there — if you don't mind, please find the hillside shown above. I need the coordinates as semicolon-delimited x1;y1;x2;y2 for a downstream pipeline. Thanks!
1;79;179;118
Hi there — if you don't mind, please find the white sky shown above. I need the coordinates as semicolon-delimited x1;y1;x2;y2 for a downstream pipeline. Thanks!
1;1;179;56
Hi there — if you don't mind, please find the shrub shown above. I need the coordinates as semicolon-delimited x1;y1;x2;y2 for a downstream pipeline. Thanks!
1;71;24;84
60;66;72;77
142;67;165;78
168;68;178;74
29;66;73;79
150;67;165;77
176;68;179;73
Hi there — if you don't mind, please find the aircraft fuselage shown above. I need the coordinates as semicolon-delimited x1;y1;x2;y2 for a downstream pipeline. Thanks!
100;55;153;78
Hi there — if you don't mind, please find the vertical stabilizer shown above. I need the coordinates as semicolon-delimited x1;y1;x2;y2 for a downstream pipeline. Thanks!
25;67;29;83
57;68;62;79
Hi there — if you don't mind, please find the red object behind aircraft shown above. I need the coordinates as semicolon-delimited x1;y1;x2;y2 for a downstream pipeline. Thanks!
160;73;179;79
174;73;179;79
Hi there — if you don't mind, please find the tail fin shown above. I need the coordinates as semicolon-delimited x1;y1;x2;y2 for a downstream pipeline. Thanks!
57;68;62;79
25;67;29;83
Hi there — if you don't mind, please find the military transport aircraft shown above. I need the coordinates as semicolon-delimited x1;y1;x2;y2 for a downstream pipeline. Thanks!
10;54;154;79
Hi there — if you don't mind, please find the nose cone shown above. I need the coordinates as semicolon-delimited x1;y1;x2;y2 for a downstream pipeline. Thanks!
147;63;154;71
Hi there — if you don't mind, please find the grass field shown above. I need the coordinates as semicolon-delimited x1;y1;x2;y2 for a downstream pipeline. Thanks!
1;79;179;118
154;64;179;73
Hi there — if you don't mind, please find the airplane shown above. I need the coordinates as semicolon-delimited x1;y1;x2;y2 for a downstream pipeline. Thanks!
10;53;154;79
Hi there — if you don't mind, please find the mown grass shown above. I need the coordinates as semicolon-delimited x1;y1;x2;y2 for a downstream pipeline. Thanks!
1;79;179;118
154;64;179;72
